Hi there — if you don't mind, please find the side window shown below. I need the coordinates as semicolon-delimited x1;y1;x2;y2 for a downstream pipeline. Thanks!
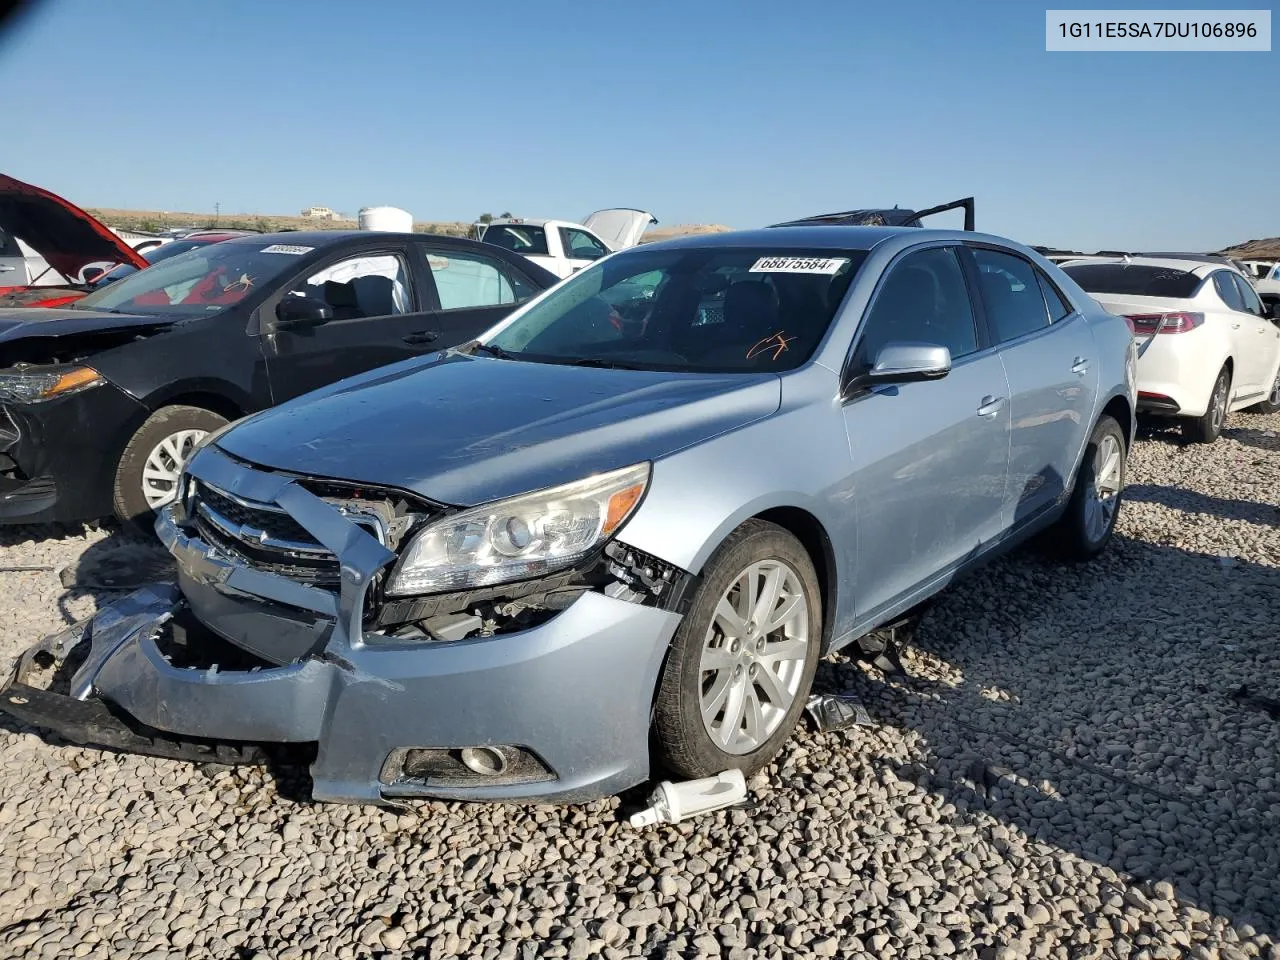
1232;273;1264;317
287;254;410;320
423;249;533;310
972;248;1051;342
1036;269;1074;322
855;246;978;367
1212;271;1246;311
560;228;608;261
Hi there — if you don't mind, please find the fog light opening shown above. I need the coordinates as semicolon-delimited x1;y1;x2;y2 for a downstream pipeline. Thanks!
459;746;507;777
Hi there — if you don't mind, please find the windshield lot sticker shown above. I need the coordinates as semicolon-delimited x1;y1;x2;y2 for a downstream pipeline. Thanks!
747;331;796;360
749;256;848;275
260;244;314;255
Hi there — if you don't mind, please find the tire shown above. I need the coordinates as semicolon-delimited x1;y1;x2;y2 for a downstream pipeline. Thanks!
113;405;228;532
1249;366;1280;415
1050;414;1126;561
652;520;822;781
1182;366;1230;443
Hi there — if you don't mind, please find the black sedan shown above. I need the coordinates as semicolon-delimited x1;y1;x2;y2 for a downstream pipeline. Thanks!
0;231;557;528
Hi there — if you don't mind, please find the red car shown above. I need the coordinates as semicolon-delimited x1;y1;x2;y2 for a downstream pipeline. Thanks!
0;175;252;308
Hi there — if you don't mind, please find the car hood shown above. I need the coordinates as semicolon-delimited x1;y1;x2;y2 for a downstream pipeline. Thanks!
581;209;658;251
216;353;781;506
0;307;177;343
0;175;147;281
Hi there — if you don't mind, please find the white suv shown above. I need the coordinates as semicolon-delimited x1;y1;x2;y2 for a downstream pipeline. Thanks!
1064;257;1280;441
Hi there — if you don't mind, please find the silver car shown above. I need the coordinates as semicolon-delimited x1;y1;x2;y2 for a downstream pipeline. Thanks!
3;226;1137;804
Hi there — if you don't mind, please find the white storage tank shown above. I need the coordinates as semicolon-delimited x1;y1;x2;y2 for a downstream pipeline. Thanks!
358;206;413;232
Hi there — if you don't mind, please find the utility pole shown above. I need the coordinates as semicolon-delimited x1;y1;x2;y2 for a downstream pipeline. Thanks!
215;202;221;226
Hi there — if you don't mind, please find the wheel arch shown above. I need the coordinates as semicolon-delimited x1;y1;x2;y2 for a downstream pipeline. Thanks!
139;379;253;422
751;506;840;653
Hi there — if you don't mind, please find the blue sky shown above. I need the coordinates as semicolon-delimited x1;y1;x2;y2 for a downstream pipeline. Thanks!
0;0;1274;251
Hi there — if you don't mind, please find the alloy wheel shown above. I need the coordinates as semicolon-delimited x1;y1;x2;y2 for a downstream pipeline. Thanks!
141;429;208;510
1210;374;1228;434
1085;433;1123;544
698;559;810;754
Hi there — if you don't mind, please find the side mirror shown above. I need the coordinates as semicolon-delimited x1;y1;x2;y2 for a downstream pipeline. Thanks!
81;266;105;283
276;295;333;328
867;342;952;384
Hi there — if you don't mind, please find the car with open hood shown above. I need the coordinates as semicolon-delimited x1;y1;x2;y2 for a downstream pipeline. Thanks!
478;208;657;278
0;223;1137;805
0;174;148;309
0;229;556;527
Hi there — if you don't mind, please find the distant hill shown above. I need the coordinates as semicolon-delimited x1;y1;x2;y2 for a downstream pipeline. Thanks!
88;208;734;244
1220;237;1280;260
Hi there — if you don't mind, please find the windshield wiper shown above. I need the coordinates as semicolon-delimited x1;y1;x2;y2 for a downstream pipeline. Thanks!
564;357;645;370
457;340;511;359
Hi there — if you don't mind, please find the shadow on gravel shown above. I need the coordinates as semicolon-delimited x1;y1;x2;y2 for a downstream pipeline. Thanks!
1222;424;1280;453
1125;483;1280;527
857;534;1280;937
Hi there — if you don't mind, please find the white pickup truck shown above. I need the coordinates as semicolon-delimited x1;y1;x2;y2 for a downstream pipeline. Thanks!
475;208;656;279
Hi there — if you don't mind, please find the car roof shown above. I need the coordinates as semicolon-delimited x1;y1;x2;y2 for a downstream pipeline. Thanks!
1061;255;1220;278
220;230;477;247
487;219;551;228
635;225;997;252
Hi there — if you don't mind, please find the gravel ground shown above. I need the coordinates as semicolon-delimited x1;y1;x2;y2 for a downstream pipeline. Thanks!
0;412;1277;960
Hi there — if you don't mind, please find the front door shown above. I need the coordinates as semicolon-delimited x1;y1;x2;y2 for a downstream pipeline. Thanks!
968;247;1097;525
842;245;1011;620
263;247;439;401
559;227;609;275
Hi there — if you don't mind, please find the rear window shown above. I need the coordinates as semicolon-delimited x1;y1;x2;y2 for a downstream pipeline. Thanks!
1062;263;1202;299
482;224;549;257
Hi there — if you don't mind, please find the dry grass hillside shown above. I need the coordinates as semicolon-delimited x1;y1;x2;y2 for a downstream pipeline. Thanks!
1221;237;1280;259
89;208;735;243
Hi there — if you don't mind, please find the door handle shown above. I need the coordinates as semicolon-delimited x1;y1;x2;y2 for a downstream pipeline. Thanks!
0;265;15;273
1071;356;1089;375
1232;322;1241;329
402;330;439;345
977;396;1005;418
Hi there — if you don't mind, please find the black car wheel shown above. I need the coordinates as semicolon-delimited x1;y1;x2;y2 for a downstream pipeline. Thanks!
651;520;821;780
1183;366;1230;443
113;405;228;533
1250;367;1280;415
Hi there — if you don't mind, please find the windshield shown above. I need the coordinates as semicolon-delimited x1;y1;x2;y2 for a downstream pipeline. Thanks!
1063;263;1202;299
486;247;867;372
74;241;304;314
482;224;550;257
92;239;212;287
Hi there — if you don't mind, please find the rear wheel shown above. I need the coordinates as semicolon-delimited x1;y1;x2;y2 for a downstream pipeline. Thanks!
1050;414;1126;560
1183;366;1230;443
1250;367;1280;415
652;520;821;780
113;405;228;533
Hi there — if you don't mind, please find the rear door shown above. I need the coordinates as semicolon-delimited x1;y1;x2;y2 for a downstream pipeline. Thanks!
967;245;1096;528
1210;270;1262;394
842;244;1011;619
413;241;544;344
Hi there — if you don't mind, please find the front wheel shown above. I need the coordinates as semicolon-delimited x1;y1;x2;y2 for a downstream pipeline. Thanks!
1249;367;1280;415
1050;414;1126;560
652;520;821;781
113;405;229;533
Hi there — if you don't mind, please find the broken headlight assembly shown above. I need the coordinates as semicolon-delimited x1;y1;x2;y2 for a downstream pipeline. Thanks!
0;365;103;403
385;463;649;596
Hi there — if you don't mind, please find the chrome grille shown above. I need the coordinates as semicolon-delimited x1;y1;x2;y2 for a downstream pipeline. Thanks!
190;480;384;587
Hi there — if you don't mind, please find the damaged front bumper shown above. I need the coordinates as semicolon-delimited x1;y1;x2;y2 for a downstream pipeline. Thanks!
0;445;685;803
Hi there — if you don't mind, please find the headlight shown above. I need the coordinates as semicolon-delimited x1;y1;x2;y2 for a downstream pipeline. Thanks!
0;366;103;403
386;463;650;596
